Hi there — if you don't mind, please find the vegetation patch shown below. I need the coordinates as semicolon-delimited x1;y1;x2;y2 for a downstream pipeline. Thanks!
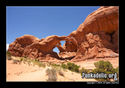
92;60;119;81
6;51;12;60
79;67;90;76
7;55;119;82
61;62;80;73
8;56;46;68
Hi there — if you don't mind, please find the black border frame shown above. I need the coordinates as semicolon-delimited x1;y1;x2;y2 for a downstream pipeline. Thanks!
0;0;120;88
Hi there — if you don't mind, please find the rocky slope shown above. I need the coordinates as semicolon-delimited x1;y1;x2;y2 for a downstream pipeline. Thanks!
8;6;119;62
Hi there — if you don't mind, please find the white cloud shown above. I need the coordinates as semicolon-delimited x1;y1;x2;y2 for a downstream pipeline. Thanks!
6;44;9;51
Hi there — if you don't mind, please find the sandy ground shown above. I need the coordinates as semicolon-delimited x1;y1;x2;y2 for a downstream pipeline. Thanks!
75;57;119;69
6;57;118;82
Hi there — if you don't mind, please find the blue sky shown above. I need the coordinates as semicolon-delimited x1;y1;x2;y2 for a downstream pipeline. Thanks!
6;6;100;52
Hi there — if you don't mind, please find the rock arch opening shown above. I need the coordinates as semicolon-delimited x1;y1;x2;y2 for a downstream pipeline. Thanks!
53;40;66;54
60;41;66;46
53;47;60;54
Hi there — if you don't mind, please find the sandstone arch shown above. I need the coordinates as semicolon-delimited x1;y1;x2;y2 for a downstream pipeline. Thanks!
55;36;78;53
8;6;119;61
22;35;68;59
68;6;119;53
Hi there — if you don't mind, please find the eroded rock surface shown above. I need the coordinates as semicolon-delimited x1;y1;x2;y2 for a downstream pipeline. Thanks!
8;35;40;57
66;6;119;53
22;35;67;59
8;6;119;61
8;35;67;59
71;33;119;62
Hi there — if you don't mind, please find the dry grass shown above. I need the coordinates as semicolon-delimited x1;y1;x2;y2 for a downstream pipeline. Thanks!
46;67;57;82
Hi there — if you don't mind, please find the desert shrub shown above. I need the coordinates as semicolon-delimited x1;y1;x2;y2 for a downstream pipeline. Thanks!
79;67;90;76
20;57;24;62
67;62;80;72
51;63;60;67
115;67;119;74
7;56;12;60
13;59;20;64
6;51;11;56
112;67;119;81
24;56;27;58
22;57;27;62
30;59;45;67
94;60;113;71
6;51;12;60
61;63;67;69
46;67;57;82
92;60;119;81
61;62;80;72
50;64;61;71
18;57;46;67
37;62;46;67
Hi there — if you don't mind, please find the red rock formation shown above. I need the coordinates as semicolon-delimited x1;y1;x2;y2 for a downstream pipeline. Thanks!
64;6;119;53
8;6;119;62
56;42;65;52
63;37;78;52
71;33;119;62
8;35;40;57
56;36;78;52
8;35;67;59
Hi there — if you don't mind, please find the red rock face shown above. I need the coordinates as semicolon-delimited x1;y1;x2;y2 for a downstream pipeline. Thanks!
83;6;119;33
8;35;67;59
8;6;119;61
22;35;67;59
71;33;119;62
65;6;119;53
8;35;40;57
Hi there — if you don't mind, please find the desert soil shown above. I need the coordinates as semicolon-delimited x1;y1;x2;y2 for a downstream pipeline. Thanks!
6;57;118;82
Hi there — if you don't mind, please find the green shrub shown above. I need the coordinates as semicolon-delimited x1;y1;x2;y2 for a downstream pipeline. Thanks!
92;60;119;81
6;51;11;56
61;62;80;72
94;60;113;71
20;57;24;62
67;62;80;72
31;59;45;67
37;62;46;67
61;63;67;69
24;56;27;58
113;67;119;81
80;67;90;76
51;63;60;67
6;51;12;60
18;57;46;67
114;67;119;74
